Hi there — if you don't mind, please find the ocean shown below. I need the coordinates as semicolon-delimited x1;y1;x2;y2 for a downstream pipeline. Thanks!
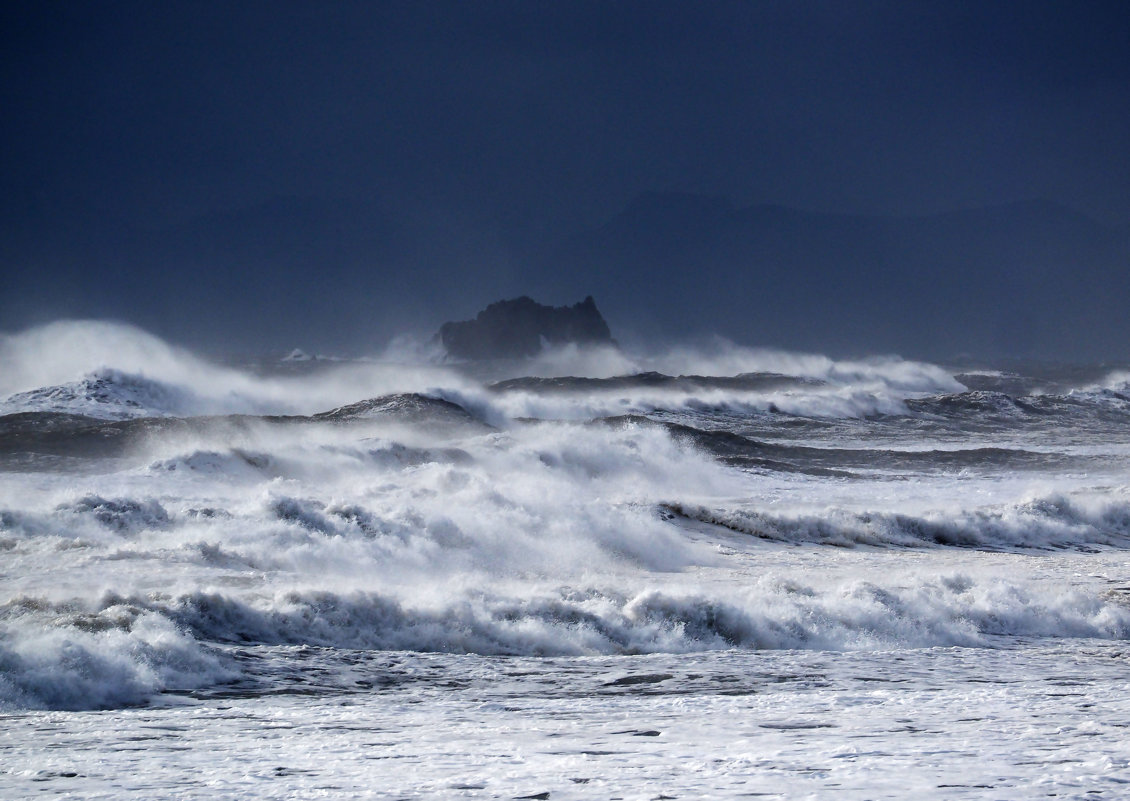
2;321;1129;799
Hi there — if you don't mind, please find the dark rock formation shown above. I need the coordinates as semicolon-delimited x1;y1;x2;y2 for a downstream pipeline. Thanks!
438;296;614;360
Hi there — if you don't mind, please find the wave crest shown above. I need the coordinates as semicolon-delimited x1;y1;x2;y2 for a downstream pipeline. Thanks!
665;490;1130;550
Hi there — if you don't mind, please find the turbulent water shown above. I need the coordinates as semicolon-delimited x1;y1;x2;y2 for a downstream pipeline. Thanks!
2;321;1130;799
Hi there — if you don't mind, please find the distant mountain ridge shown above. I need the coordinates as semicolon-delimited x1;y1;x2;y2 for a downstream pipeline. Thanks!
544;192;1130;359
5;189;1127;360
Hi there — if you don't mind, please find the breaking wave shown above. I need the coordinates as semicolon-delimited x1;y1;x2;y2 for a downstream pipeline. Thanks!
0;599;233;710
667;490;1130;550
0;320;479;420
3;573;1127;710
515;339;963;391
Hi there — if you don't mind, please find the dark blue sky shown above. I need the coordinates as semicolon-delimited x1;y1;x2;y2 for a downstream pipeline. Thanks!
2;1;1128;357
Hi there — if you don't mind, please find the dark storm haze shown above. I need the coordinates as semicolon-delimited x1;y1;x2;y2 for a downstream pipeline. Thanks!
2;0;1128;360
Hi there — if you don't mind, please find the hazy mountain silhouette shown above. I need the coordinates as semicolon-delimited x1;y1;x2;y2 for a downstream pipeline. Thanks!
547;192;1130;360
4;189;1127;360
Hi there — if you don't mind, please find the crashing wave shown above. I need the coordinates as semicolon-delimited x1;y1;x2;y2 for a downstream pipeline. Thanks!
0;597;234;710
0;369;200;420
906;390;1041;419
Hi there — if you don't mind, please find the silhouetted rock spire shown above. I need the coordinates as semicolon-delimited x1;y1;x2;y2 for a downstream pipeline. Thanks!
438;296;614;360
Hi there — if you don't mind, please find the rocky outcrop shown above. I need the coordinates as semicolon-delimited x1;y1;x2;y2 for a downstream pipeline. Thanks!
438;296;614;360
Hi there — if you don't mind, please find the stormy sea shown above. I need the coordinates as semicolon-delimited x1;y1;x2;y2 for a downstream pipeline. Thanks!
2;319;1130;799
